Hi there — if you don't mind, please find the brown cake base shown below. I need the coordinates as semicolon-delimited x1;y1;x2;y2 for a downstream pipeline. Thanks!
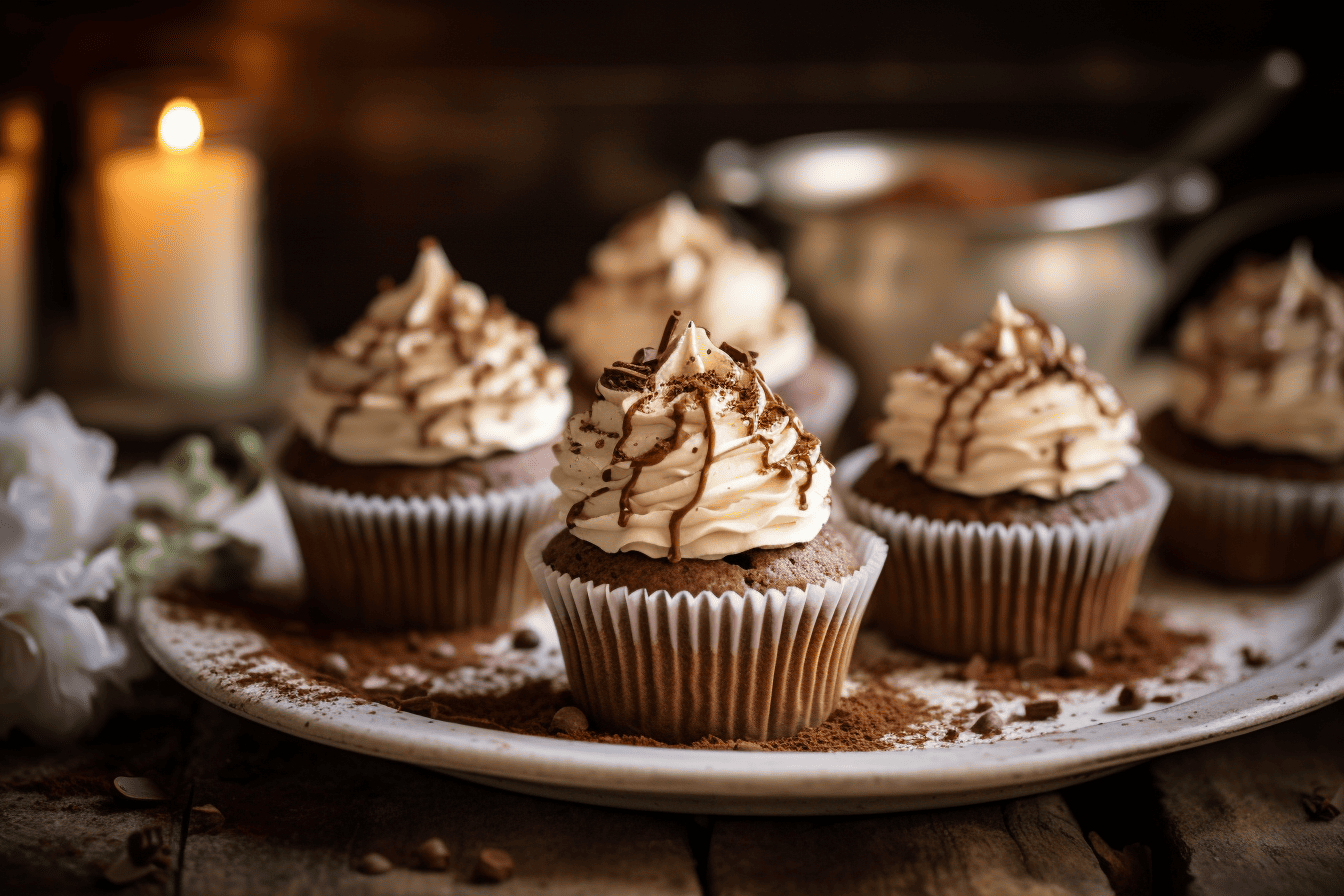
278;433;554;497
541;524;858;595
528;522;887;743
1143;409;1344;585
840;451;1169;663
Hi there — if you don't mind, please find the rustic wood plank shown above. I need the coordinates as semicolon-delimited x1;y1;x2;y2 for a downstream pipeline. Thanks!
709;792;1114;896
0;675;196;894
1152;699;1344;896
176;702;702;894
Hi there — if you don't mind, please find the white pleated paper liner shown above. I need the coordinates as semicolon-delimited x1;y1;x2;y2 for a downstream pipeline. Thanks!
1145;445;1344;585
834;445;1171;663
526;520;888;744
276;472;556;630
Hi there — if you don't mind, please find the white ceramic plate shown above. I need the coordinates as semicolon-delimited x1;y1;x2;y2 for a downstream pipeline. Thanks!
137;485;1344;815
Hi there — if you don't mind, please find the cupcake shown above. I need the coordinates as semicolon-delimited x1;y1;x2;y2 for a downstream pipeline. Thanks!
548;193;855;445
277;238;571;628
1143;241;1344;584
837;293;1169;663
527;314;887;743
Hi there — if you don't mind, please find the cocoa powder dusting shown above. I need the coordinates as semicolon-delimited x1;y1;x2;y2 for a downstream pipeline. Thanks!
160;590;1206;751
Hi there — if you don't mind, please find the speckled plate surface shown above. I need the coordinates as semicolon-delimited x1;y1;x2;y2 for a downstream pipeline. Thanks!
137;484;1344;815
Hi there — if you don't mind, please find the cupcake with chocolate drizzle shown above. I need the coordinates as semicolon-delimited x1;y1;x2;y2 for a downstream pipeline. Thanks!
549;193;856;446
527;312;887;743
277;238;571;628
836;293;1169;663
1144;241;1344;583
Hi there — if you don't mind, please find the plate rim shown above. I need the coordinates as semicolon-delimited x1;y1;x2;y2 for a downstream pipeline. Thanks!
137;568;1344;813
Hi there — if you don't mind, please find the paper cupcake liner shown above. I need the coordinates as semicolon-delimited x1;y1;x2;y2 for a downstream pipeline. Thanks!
276;473;556;629
1145;446;1344;584
835;445;1170;663
526;521;888;743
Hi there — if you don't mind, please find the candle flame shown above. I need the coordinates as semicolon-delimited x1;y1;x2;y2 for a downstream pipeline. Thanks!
158;99;203;152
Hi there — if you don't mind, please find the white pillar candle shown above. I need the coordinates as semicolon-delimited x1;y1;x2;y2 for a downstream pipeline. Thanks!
96;98;261;394
0;157;33;389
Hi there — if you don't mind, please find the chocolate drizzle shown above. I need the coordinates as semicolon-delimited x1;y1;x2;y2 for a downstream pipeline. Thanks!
306;242;561;454
1185;242;1344;424
918;297;1127;477
560;315;823;560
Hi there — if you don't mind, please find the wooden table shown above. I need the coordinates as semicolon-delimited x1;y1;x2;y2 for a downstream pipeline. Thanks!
3;674;1342;896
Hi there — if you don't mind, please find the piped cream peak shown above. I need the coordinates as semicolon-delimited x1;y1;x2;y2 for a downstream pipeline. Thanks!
365;238;458;327
653;318;739;381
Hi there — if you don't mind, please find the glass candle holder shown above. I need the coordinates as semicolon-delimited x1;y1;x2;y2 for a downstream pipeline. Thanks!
84;77;264;398
0;97;41;390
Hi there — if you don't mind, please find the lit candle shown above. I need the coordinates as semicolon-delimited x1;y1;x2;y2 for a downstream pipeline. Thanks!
0;103;38;389
96;97;261;394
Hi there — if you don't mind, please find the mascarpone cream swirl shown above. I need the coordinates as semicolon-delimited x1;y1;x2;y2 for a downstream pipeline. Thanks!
1173;240;1344;461
290;239;570;465
549;193;815;386
551;315;831;561
872;293;1139;499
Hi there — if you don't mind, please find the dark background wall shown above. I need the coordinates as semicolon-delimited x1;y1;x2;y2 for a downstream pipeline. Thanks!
4;2;1339;351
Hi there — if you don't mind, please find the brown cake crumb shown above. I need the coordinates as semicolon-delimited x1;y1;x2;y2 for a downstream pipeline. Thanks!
853;457;1151;525
541;523;859;594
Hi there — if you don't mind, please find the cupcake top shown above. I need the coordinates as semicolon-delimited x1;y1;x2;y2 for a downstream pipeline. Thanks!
290;239;571;465
1173;241;1344;461
552;314;832;561
549;193;815;386
871;293;1139;499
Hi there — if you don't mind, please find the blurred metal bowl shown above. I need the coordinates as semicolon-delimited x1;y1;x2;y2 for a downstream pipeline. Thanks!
704;132;1218;427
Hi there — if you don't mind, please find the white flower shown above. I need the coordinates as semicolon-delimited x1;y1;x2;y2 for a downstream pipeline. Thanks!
1;392;133;565
0;548;132;743
1;391;140;744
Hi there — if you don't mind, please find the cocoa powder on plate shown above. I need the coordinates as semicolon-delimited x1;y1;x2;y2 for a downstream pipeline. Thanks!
159;589;1206;751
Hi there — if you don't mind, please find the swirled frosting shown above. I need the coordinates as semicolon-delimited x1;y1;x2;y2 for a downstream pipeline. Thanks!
290;239;570;465
551;315;831;561
549;193;815;386
872;293;1139;499
1173;241;1344;461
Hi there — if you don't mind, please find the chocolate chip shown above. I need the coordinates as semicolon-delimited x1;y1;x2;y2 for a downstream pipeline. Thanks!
430;641;457;659
512;628;541;649
973;700;993;713
1115;684;1146;710
1303;784;1344;821
113;776;168;802
733;741;764;751
551;706;589;733
319;653;351;679
1023;700;1060;721
941;728;959;742
416;837;451;870
1062;650;1094;677
127;827;165;865
1017;657;1054;680
357;852;393;874
1152;694;1176;704
473;847;515;883
971;711;1004;735
190;804;225;834
1241;646;1270;667
959;654;987;681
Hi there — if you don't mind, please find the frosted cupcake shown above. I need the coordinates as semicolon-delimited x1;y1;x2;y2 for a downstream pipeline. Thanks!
527;314;886;743
548;193;855;445
837;293;1169;663
278;239;571;628
1144;241;1344;583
